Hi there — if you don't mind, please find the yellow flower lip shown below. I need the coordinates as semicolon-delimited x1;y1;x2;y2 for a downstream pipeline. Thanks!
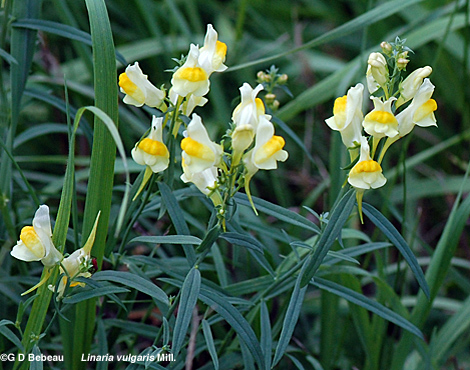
414;99;437;122
178;67;208;82
351;159;382;174
138;138;169;156
255;135;286;163
365;110;397;125
119;73;137;94
255;98;265;114
333;95;347;115
181;137;215;161
216;41;227;58
19;226;45;259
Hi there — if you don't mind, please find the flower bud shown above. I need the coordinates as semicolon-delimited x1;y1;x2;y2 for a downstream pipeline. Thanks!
367;52;389;88
380;41;393;56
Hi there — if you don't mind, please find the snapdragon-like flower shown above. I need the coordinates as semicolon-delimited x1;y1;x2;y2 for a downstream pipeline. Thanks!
119;62;165;108
363;97;399;139
348;137;387;190
181;161;223;206
180;113;223;173
131;116;170;173
53;212;100;299
169;88;208;116
325;83;364;148
171;44;210;97
232;83;266;130
11;205;63;267
243;116;288;214
396;78;437;137
367;52;389;92
396;66;433;108
348;137;386;223
198;24;228;75
231;83;266;157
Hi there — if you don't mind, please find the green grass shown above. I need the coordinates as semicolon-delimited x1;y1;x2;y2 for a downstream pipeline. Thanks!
1;0;469;369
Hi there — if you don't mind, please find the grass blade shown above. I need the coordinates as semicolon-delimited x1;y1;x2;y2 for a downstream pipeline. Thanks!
300;189;356;287
172;267;201;357
362;203;430;299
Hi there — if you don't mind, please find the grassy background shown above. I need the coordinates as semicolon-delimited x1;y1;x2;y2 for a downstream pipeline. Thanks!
1;0;469;369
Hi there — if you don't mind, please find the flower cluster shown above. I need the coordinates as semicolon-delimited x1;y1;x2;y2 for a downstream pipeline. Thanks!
325;38;437;221
10;205;100;297
119;25;288;224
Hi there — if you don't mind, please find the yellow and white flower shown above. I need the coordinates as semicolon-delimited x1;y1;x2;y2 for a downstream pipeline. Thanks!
396;78;437;138
366;52;388;93
396;66;433;108
363;97;399;139
169;88;208;116
348;137;386;190
11;205;63;267
181;161;223;206
171;44;210;97
180;113;223;173
131;116;170;173
243;115;288;174
325;83;364;148
232;83;266;130
119;62;165;108
198;24;228;75
54;212;100;298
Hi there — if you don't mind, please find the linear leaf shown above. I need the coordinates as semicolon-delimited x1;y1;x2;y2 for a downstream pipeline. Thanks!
219;232;264;254
300;189;356;287
92;271;169;306
158;182;197;265
199;292;265;369
313;277;423;339
0;323;24;352
260;301;272;370
0;47;17;65
130;235;202;245
12;18;126;65
202;319;219;370
362;203;430;299
234;193;320;234
272;273;307;367
172;267;201;357
63;285;129;304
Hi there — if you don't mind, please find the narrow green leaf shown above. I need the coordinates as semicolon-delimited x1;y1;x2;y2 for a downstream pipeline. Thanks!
260;301;272;370
199;291;265;369
234;193;320;234
300;189;356;287
313;277;423;339
13;18;92;45
323;242;391;265
219;232;264;254
158;182;197;265
62;285;130;304
0;323;24;352
272;274;307;367
172;267;201;357
96;319;109;370
130;235;203;245
197;224;222;252
0;47;17;65
431;295;470;364
92;271;169;306
202;319;219;370
30;345;43;370
362;203;430;299
12;18;126;65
